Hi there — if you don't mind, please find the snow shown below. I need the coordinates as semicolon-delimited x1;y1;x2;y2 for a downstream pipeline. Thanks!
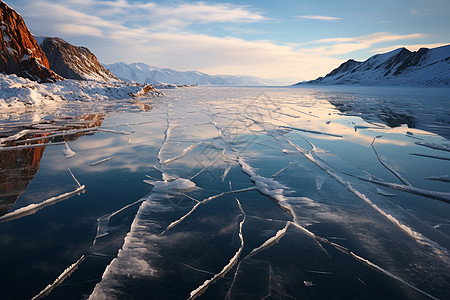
63;141;77;158
32;255;85;300
144;178;197;193
0;129;29;144
300;44;450;87
0;73;164;109
3;33;10;43
104;62;273;86
0;185;85;223
6;46;16;55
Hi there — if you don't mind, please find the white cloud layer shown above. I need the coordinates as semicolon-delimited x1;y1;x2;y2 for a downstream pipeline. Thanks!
300;32;429;56
13;0;439;81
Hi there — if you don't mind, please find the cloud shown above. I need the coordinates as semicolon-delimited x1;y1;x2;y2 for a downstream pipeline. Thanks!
95;31;342;80
15;0;340;80
38;0;265;30
12;0;436;82
310;32;427;45
300;32;428;55
56;24;104;37
371;43;450;53
296;15;341;21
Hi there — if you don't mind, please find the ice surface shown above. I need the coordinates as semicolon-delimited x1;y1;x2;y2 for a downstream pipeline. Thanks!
0;170;84;223
188;198;246;299
349;252;439;300
4;86;447;299
371;137;411;186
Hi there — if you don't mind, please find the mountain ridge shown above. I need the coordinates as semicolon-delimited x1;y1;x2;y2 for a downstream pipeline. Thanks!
104;62;282;86
295;45;450;87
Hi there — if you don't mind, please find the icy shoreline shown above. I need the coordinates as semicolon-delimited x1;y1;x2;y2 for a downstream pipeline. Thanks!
0;73;164;109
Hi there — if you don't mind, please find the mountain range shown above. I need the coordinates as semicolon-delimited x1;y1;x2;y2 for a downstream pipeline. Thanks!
295;45;450;87
103;62;277;86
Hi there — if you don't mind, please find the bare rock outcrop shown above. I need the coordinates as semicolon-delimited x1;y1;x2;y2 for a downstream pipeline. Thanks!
40;37;119;81
0;1;62;83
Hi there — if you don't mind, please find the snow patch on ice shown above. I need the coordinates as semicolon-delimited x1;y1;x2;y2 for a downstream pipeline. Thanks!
144;178;197;192
63;141;77;158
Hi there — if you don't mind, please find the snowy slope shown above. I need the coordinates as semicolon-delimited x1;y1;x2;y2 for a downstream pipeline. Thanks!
0;73;163;109
104;62;271;86
296;45;450;87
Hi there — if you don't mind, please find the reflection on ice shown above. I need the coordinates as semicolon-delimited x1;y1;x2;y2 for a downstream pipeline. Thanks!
0;169;84;223
1;87;449;299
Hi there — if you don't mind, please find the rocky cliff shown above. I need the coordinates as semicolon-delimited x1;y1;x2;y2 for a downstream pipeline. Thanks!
296;45;450;86
0;1;62;83
40;37;119;81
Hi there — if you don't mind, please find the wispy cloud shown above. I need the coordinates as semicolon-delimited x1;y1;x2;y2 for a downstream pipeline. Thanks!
371;43;449;53
310;32;427;45
12;0;437;81
300;32;428;55
40;0;266;32
297;15;341;21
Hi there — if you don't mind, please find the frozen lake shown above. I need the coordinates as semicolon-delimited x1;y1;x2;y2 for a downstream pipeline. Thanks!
0;86;449;299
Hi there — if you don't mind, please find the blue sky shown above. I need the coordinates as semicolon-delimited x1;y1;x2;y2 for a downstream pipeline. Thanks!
8;0;450;82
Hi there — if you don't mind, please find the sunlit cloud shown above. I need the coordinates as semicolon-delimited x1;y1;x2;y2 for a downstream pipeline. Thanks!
57;24;104;37
95;31;342;80
296;15;341;21
370;43;449;53
11;0;439;82
36;0;266;31
310;32;427;45
300;32;428;55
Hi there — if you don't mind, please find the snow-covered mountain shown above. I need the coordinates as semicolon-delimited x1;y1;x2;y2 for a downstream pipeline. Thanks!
104;62;271;86
295;45;450;87
39;37;118;82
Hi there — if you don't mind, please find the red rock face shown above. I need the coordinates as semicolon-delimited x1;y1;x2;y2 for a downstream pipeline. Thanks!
0;1;62;83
